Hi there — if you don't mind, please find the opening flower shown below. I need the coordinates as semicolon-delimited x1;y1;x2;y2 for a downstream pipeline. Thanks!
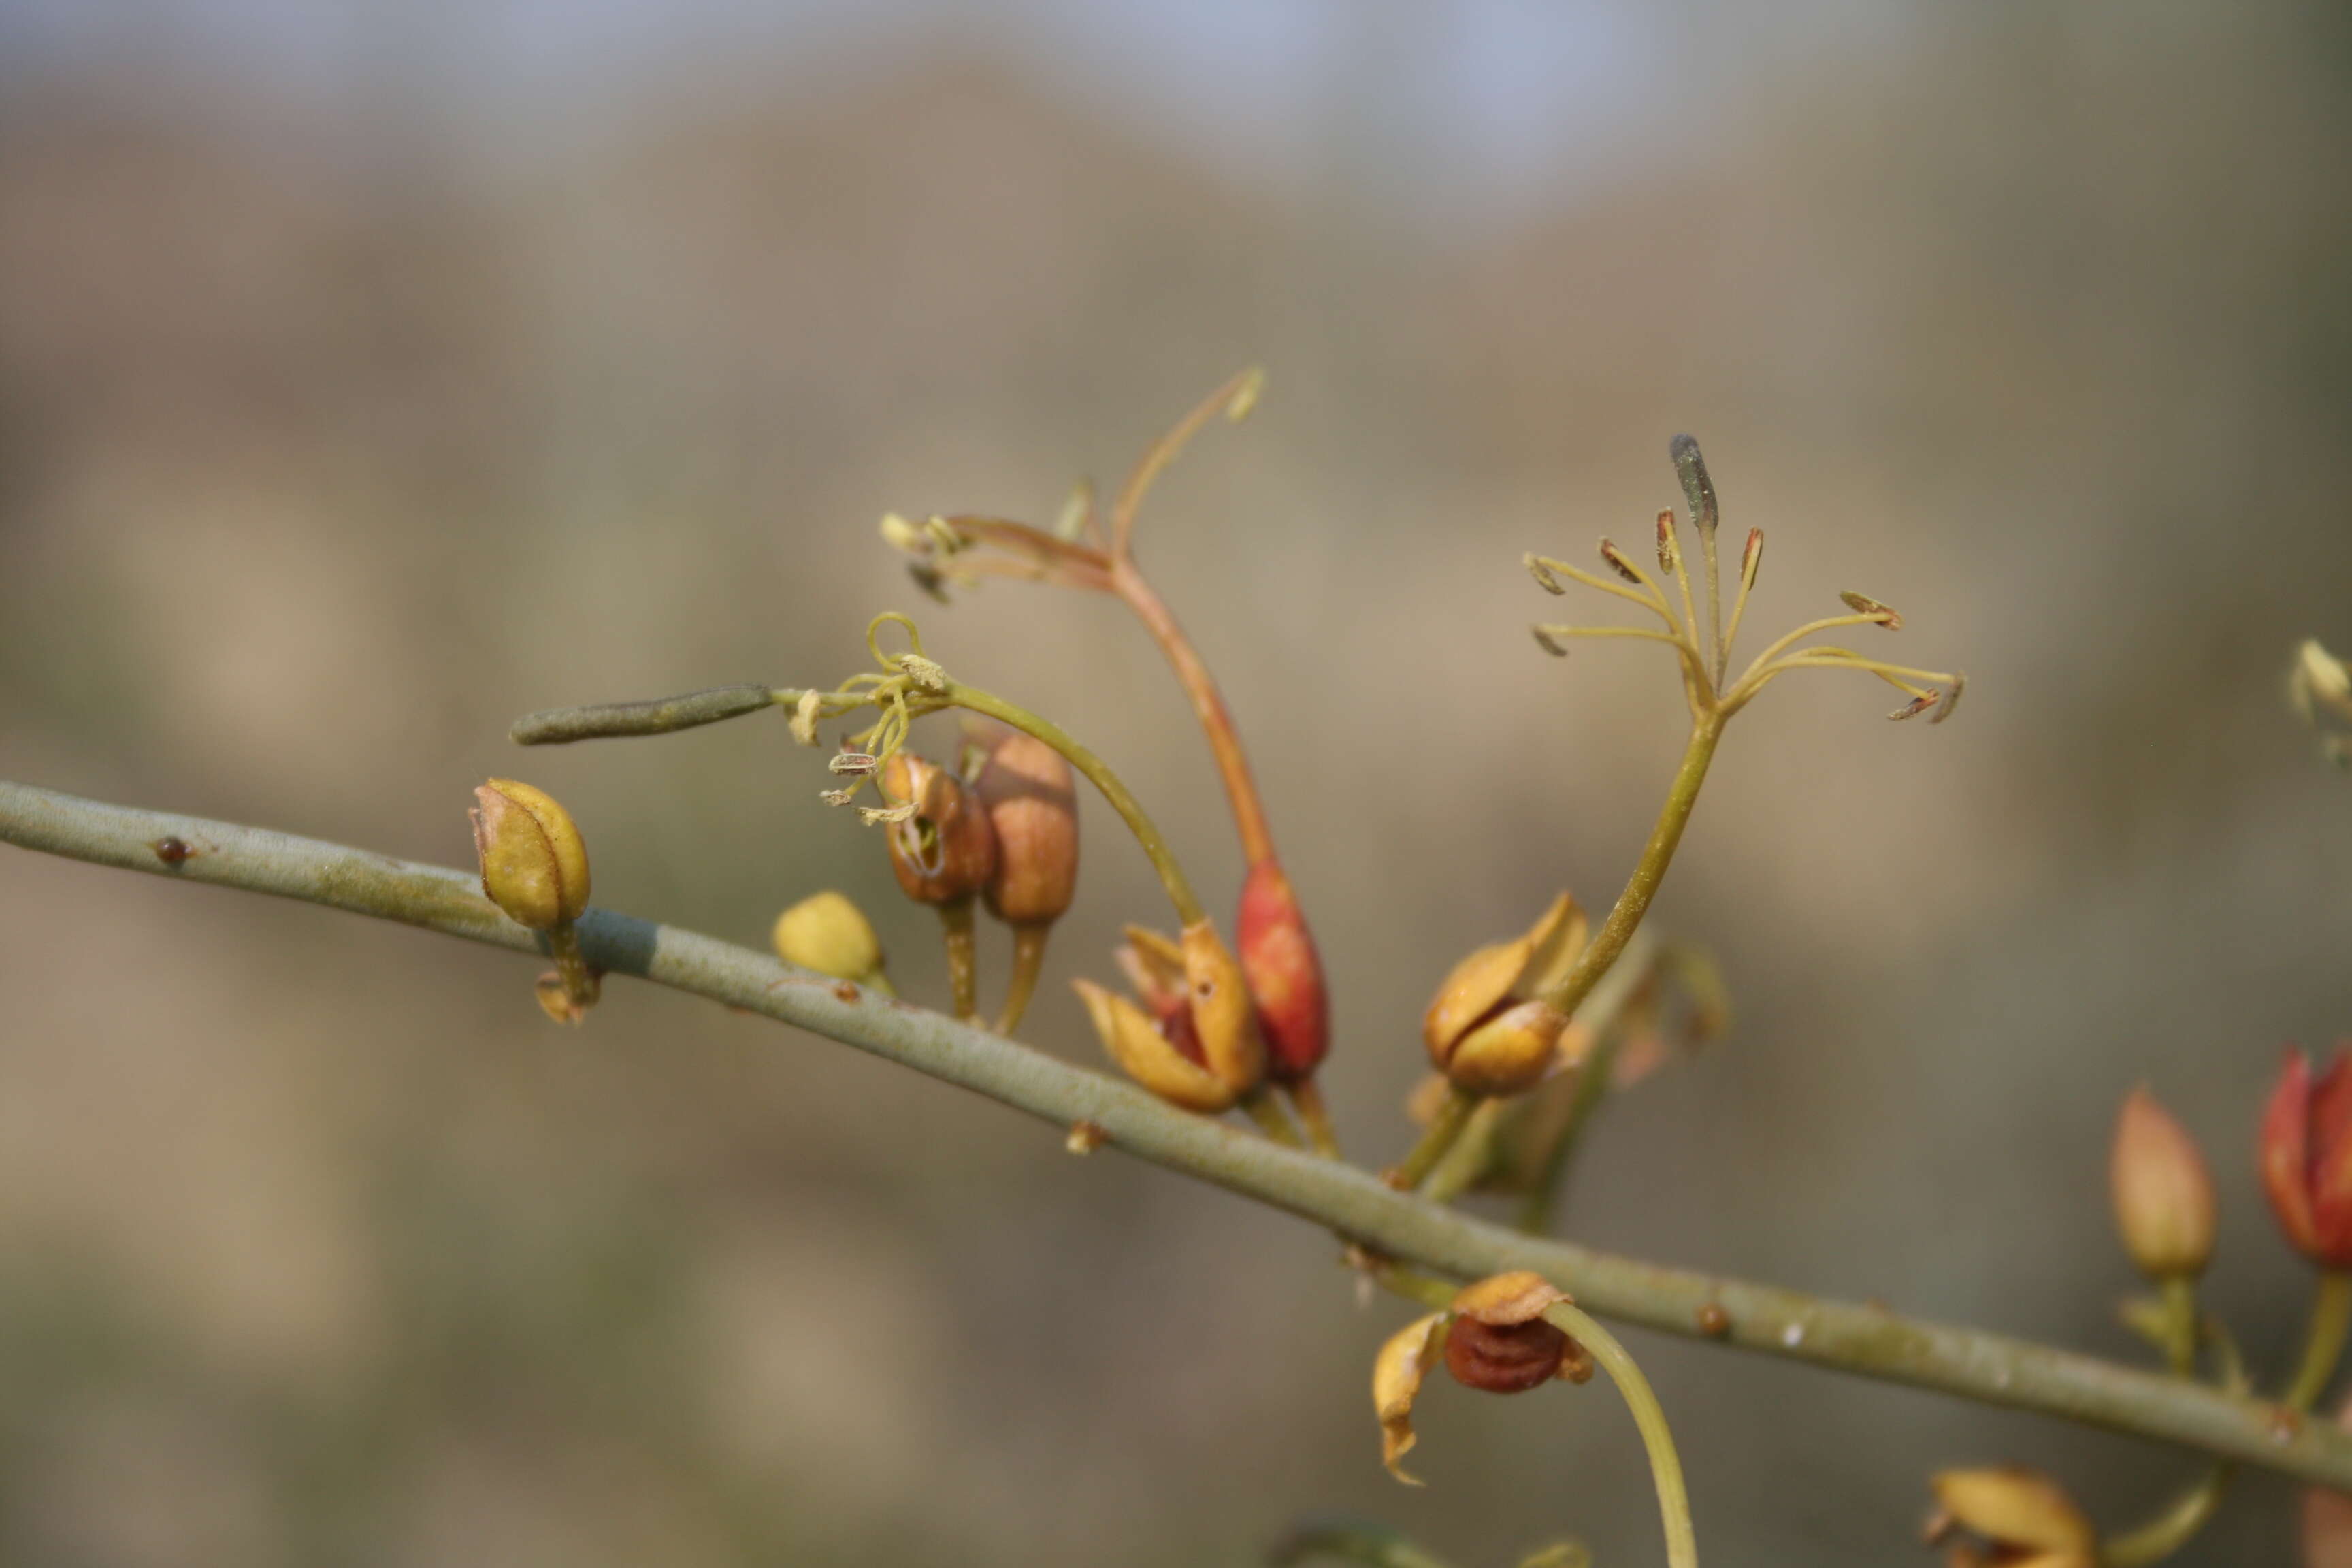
1423;894;1588;1096
1074;921;1264;1113
2261;1045;2352;1268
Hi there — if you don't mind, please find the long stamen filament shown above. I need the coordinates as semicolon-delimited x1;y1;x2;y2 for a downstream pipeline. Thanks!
1528;555;1684;630
1727;611;1897;693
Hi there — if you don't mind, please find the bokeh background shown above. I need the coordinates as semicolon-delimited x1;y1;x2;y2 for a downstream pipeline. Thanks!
3;3;2351;1563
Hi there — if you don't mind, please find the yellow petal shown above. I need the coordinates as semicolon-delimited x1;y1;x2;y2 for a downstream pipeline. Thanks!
1446;1000;1569;1098
1517;892;1587;1000
1372;1312;1447;1485
1450;1271;1569;1326
1179;921;1266;1098
1073;979;1235;1113
1423;940;1525;1062
1929;1467;2097;1554
1116;923;1189;1009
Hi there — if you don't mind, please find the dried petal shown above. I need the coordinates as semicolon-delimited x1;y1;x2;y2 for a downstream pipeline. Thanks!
1372;1312;1447;1484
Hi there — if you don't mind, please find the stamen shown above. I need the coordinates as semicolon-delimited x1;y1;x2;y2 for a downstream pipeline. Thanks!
1838;591;1902;630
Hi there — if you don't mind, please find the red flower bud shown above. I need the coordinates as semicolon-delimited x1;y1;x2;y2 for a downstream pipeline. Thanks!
2262;1045;2352;1268
1237;860;1328;1082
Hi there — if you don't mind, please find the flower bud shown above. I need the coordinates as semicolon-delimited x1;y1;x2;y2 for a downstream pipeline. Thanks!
1423;894;1586;1097
973;732;1078;927
1923;1467;2096;1568
1237;860;1328;1081
1075;921;1264;1114
772;890;886;986
2110;1085;2215;1279
2261;1045;2352;1268
1369;1271;1588;1485
472;778;590;930
878;752;998;906
1443;1271;1590;1392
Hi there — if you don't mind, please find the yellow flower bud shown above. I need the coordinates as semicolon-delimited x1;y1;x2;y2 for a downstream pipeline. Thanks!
772;891;886;985
1422;894;1585;1098
471;779;589;930
2109;1084;2215;1279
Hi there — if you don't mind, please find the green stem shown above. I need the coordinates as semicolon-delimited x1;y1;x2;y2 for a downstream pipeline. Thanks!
1543;1301;1698;1568
1422;1097;1509;1205
1286;1076;1343;1159
1540;715;1722;1022
945;680;1205;925
996;922;1049;1033
1517;1033;1622;1234
2158;1275;2199;1380
1242;1088;1306;1149
2102;1465;2231;1567
18;779;2352;1492
2286;1270;2352;1414
1388;1083;1480;1191
938;899;979;1022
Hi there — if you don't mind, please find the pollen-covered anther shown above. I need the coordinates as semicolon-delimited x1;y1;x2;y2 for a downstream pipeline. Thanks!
1886;693;1938;722
1524;553;1567;595
897;654;950;693
1654;509;1680;576
1838;591;1902;630
828;751;879;775
1599;538;1644;585
1740;527;1763;586
1933;671;1967;725
1532;627;1571;657
858;800;919;826
790;689;823;747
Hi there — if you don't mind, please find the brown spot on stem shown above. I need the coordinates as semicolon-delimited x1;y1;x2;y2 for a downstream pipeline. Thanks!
1066;1120;1107;1155
152;836;195;866
831;979;861;1004
1696;1303;1731;1337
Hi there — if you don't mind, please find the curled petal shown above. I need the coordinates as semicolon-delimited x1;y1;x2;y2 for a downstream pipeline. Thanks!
1927;1467;2097;1558
1450;1270;1569;1325
1447;1000;1569;1098
1179;920;1267;1098
1373;1312;1448;1485
1073;979;1235;1113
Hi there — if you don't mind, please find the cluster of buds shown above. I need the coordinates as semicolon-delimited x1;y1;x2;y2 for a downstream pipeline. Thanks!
2262;1045;2352;1269
470;778;600;1022
1373;1272;1592;1484
875;376;1335;1137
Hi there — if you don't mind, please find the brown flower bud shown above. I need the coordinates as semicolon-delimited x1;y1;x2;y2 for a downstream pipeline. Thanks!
471;779;590;931
2110;1084;2215;1279
973;732;1078;927
879;752;998;906
1423;894;1586;1097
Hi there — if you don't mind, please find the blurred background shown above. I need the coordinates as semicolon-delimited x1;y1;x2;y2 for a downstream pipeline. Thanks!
3;1;2350;1563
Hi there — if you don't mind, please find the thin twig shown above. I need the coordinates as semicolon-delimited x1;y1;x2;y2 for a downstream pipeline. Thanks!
5;777;2350;1490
